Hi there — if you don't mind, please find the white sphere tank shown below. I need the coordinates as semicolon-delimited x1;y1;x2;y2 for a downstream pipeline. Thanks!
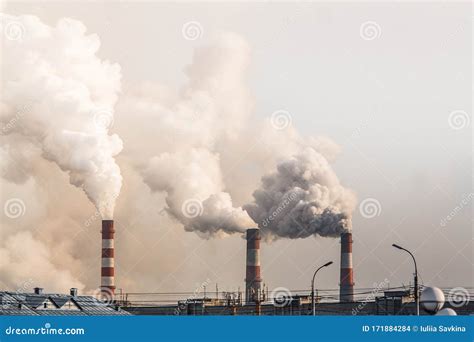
436;308;457;316
420;287;445;314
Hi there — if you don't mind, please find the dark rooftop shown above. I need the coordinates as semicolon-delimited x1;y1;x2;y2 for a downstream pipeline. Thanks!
0;290;131;316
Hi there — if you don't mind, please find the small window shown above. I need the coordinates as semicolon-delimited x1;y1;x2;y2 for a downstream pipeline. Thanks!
38;299;57;310
60;299;80;311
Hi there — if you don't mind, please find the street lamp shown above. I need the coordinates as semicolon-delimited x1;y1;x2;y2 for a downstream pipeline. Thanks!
311;261;333;316
392;243;419;315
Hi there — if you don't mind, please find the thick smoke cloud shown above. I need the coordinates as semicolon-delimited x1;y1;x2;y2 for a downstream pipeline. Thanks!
243;147;356;239
0;14;122;219
142;149;253;237
0;13;355;294
125;33;255;237
131;33;355;239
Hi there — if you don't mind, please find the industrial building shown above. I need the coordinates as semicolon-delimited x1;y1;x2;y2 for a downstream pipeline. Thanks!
120;289;474;316
2;221;472;317
0;287;130;316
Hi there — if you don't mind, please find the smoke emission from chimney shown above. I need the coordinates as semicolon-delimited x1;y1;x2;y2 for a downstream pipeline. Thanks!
244;147;356;239
0;13;358;295
0;14;123;219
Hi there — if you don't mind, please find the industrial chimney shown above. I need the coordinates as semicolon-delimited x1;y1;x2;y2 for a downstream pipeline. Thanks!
101;220;115;297
245;228;262;304
339;232;354;302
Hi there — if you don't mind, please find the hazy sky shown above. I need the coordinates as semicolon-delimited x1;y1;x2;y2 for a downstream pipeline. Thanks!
1;1;472;296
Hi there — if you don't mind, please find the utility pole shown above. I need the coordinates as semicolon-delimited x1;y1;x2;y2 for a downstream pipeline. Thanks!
392;244;419;315
311;261;333;316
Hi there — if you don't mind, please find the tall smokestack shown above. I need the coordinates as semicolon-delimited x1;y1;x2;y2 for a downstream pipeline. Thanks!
245;228;262;303
101;220;115;297
339;232;354;302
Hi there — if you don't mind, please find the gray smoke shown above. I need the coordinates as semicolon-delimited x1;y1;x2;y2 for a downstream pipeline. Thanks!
129;33;355;239
244;147;356;239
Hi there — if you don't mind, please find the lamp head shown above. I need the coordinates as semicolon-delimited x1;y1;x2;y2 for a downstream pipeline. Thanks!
323;261;333;267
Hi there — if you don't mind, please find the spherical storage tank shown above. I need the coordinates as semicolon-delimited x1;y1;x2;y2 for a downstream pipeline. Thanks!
435;308;457;316
420;287;445;314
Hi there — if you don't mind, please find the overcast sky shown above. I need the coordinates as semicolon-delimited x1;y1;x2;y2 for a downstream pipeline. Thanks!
1;1;472;295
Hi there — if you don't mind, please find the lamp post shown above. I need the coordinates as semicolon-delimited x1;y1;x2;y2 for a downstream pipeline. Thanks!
392;244;419;316
311;261;333;316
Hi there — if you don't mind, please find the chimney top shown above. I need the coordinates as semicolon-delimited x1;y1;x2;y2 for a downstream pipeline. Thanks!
70;288;78;297
246;228;260;240
33;287;43;295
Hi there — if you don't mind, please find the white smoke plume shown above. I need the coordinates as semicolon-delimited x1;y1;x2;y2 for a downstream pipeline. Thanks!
0;13;356;294
243;147;357;239
141;148;253;237
0;14;122;219
123;33;255;237
127;32;355;239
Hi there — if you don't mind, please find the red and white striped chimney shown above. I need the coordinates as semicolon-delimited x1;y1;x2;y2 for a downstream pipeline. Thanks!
101;220;115;297
339;231;354;302
245;228;262;303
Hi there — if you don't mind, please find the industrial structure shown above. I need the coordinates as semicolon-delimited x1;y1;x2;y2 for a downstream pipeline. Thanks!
3;224;466;317
4;222;472;316
101;220;116;298
339;231;354;302
245;228;263;304
119;287;474;316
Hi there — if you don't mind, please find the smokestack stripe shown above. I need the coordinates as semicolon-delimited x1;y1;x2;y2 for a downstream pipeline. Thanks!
102;248;114;258
340;253;352;268
101;220;116;296
246;249;260;266
101;277;115;286
339;232;354;302
245;228;262;304
102;239;114;248
101;258;114;267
